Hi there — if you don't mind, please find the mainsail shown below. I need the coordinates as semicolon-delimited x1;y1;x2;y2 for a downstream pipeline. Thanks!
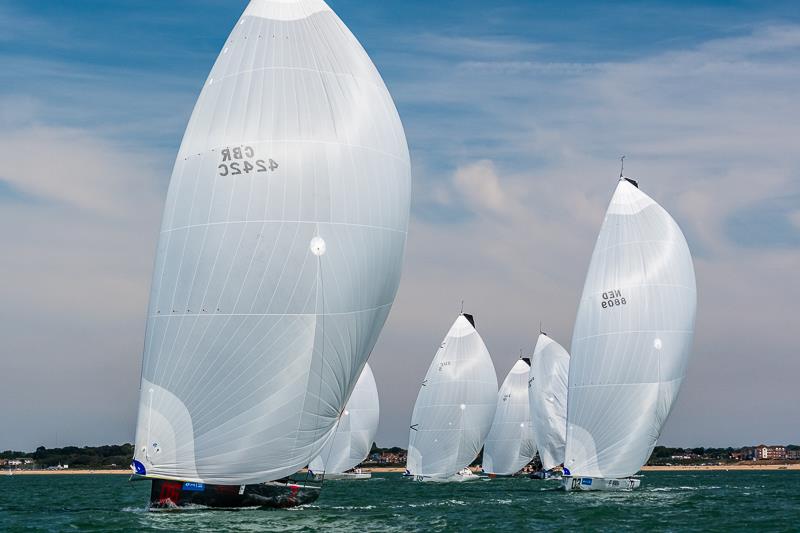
308;363;379;475
406;314;498;479
482;359;536;475
529;334;570;471
564;178;697;479
132;0;410;485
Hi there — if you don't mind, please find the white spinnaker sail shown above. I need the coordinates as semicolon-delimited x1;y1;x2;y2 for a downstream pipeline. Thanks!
406;315;498;478
308;363;379;474
482;359;536;475
132;0;410;485
564;179;696;479
529;334;569;471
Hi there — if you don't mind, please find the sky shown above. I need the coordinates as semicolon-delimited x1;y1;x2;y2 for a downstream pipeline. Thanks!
1;0;798;452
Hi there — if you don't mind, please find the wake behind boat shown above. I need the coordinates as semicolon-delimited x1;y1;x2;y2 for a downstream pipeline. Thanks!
130;0;411;509
562;174;697;492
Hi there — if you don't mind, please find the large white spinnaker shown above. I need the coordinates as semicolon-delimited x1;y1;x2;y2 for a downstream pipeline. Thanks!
308;363;379;475
132;0;411;486
529;334;569;472
483;359;536;475
564;178;697;483
406;314;498;480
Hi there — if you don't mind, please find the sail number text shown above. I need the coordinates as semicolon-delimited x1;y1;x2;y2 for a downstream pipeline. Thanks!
218;145;279;176
601;289;628;309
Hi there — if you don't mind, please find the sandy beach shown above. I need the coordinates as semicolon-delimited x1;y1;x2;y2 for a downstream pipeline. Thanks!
642;464;800;472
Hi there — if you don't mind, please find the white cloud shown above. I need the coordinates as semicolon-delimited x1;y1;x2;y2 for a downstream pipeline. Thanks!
371;24;800;448
452;160;509;214
790;211;800;231
0;126;162;216
2;6;799;451
0;121;165;449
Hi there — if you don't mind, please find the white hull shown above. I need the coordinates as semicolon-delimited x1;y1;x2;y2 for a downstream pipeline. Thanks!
563;476;641;491
314;472;371;481
414;471;481;483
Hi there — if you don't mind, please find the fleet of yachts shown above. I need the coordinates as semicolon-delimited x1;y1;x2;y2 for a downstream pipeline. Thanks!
129;0;697;509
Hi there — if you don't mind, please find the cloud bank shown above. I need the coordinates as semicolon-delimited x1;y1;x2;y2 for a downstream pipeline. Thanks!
0;1;798;451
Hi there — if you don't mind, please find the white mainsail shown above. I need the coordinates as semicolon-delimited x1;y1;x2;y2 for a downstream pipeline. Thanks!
529;334;570;472
482;359;536;475
132;0;410;485
406;314;498;479
564;178;697;480
308;363;379;475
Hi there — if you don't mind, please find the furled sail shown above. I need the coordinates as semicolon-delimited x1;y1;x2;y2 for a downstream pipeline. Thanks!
132;0;410;485
406;314;498;479
308;363;379;475
529;334;570;471
482;359;536;475
564;178;697;479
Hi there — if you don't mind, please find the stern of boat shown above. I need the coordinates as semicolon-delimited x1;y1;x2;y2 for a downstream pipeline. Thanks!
149;478;321;510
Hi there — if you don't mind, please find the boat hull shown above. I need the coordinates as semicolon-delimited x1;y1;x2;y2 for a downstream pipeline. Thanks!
149;479;320;510
413;472;482;483
563;476;641;492
529;471;562;480
313;472;371;481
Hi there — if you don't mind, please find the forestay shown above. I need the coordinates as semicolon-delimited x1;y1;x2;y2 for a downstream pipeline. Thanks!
529;334;570;472
308;363;379;474
483;359;537;475
132;0;411;485
406;315;498;479
564;179;697;479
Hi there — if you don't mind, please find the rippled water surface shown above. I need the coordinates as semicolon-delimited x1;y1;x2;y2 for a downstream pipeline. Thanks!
1;471;798;531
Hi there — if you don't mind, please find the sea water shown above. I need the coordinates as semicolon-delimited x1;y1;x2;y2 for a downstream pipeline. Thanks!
0;471;797;531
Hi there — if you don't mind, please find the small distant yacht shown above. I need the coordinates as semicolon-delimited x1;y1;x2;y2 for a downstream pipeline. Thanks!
405;313;497;482
528;333;570;479
309;364;380;481
562;174;697;491
482;358;537;477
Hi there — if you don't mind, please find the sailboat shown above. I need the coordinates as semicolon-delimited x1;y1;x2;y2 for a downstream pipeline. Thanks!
482;358;537;477
528;333;570;478
130;0;411;509
562;174;697;491
308;363;379;481
405;314;498;482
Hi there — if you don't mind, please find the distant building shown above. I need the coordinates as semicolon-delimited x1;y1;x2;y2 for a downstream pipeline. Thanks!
366;451;407;465
786;450;800;460
754;445;786;460
731;448;756;461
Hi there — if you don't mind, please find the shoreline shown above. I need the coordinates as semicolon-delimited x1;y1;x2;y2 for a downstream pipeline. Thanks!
5;464;799;476
642;464;800;472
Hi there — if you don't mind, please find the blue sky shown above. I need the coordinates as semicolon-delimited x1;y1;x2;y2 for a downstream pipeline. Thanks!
1;0;799;451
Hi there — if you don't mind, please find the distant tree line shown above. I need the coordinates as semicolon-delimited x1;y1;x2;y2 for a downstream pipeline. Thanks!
1;444;134;469
369;443;406;455
3;443;797;469
648;446;735;464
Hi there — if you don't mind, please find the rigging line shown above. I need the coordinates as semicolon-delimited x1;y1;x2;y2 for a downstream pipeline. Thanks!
308;236;328;486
